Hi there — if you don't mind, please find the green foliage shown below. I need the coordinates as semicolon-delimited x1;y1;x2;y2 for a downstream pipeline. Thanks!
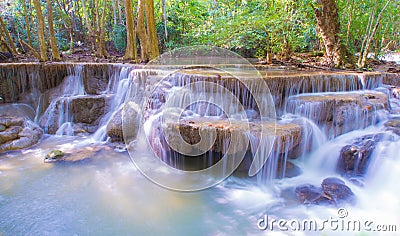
113;24;127;52
0;0;398;59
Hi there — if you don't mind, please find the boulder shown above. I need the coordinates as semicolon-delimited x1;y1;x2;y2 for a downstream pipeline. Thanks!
295;184;331;205
0;126;22;144
44;150;65;162
337;133;389;177
0;117;43;153
321;177;356;205
106;108;123;142
107;102;141;143
70;95;108;124
295;177;356;206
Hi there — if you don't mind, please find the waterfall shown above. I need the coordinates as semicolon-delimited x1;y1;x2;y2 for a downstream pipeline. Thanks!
92;66;141;141
40;65;85;135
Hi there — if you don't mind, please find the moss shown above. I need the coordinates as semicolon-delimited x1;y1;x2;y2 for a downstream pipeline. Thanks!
45;150;65;159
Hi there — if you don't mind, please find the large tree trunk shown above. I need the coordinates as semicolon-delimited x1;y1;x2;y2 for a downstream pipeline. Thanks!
123;0;138;61
136;0;150;62
314;0;352;67
32;0;48;61
46;0;61;61
136;0;159;62
145;0;159;59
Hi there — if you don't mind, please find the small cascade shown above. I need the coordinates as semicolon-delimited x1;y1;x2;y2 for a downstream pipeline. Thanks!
285;91;389;139
40;65;86;135
92;66;150;141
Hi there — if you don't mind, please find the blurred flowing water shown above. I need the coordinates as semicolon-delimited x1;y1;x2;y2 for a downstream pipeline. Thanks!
0;62;399;235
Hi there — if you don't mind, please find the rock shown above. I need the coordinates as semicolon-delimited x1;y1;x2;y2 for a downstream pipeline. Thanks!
0;116;43;153
106;108;123;142
384;118;400;135
39;95;108;134
111;101;141;143
0;117;24;127
295;177;356;206
287;91;389;137
44;145;111;163
295;184;331;205
44;150;65;163
0;124;5;132
337;140;375;176
337;133;389;177
84;76;108;95
165;117;303;155
70;95;108;124
321;177;356;205
0;126;22;144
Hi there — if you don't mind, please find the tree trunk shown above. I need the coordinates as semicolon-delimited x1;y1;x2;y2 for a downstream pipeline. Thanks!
23;0;33;47
117;0;123;24
0;16;17;54
81;0;95;52
136;0;150;62
136;0;159;62
0;34;13;53
123;0;138;61
96;0;109;58
32;0;48;61
345;0;355;43
358;0;391;68
68;0;75;52
162;0;168;41
46;0;61;61
313;0;352;67
144;0;159;59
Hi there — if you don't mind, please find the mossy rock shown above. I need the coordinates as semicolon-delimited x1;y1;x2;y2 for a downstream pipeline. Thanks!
44;150;65;162
0;124;5;132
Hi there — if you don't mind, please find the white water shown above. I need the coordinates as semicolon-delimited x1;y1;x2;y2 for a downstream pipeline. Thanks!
1;64;399;235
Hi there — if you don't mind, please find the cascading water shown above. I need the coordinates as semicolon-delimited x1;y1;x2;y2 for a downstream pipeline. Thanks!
1;61;400;235
40;65;85;135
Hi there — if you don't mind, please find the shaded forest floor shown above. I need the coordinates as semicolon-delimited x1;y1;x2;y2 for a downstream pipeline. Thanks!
1;48;399;73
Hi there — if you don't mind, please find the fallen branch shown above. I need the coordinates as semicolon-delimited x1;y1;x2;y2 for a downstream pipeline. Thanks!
19;38;42;60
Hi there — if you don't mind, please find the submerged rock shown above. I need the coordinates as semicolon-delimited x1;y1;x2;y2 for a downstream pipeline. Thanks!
295;184;331;205
44;150;65;162
44;145;111;163
321;177;356;205
295;177;355;206
0;116;43;153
